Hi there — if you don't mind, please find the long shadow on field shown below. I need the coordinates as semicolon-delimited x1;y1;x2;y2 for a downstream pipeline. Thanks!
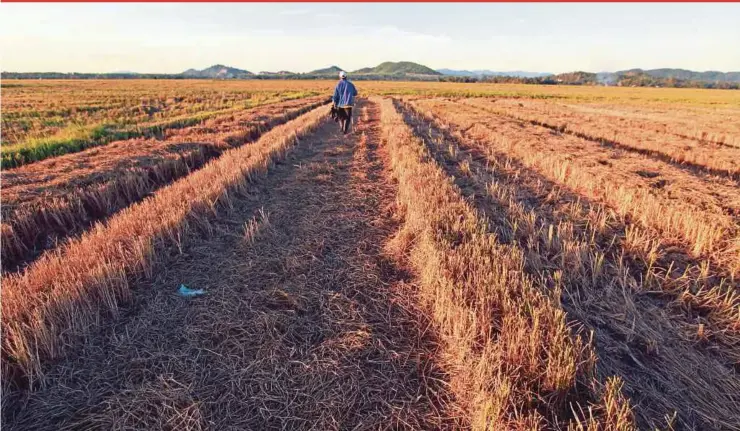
394;99;740;431
6;101;459;430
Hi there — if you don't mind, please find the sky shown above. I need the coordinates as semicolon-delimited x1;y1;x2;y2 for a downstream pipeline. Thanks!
1;3;739;74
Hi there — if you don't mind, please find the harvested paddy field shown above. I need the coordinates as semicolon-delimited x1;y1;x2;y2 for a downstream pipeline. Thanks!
2;80;739;430
1;96;328;272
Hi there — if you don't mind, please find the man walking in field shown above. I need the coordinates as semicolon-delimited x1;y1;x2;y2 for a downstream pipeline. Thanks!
332;71;358;134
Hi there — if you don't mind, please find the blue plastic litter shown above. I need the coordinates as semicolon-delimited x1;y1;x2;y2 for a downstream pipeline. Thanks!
178;284;205;297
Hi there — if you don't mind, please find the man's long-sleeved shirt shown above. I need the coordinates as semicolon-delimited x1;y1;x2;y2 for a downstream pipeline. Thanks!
332;79;358;107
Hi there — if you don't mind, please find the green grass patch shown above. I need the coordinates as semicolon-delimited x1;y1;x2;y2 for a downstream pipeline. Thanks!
2;124;134;169
1;93;321;169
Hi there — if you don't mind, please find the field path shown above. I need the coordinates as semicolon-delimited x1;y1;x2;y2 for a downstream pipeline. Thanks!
7;101;459;430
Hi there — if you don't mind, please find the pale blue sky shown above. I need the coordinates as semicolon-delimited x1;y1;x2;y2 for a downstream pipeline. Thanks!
1;3;739;74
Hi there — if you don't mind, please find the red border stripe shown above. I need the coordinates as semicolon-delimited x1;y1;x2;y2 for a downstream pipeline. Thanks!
3;0;738;2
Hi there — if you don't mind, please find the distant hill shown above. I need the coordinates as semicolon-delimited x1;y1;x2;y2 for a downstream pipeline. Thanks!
437;68;475;77
258;70;296;76
182;64;253;79
550;71;599;85
540;69;740;88
438;69;552;78
439;68;740;85
616;68;740;83
354;61;441;76
310;65;344;75
4;65;739;88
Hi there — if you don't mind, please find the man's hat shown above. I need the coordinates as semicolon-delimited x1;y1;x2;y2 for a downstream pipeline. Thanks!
339;71;347;79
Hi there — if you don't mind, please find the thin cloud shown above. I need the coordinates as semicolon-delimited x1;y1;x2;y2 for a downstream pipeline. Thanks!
251;29;285;36
279;8;310;16
315;12;342;19
373;26;452;45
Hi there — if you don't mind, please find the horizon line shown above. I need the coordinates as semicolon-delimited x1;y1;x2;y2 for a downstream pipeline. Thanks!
4;65;740;75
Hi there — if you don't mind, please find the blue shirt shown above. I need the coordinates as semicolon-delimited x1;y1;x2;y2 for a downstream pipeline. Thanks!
332;79;358;107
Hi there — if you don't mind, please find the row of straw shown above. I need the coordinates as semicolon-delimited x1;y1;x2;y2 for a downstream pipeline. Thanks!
377;97;633;430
